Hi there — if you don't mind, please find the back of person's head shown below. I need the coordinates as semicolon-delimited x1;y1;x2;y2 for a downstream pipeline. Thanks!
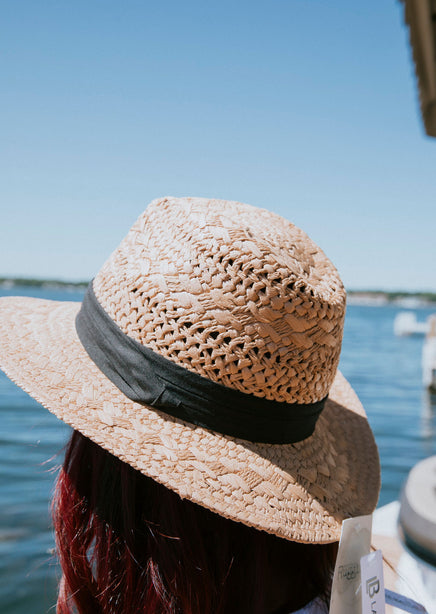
0;198;380;614
54;431;338;614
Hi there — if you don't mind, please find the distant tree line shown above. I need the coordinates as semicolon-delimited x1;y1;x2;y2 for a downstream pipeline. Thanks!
348;289;436;302
0;277;89;288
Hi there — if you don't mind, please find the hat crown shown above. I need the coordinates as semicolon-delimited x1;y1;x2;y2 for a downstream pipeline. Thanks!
93;197;346;404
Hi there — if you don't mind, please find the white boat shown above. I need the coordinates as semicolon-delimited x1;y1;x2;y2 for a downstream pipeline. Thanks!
423;317;436;390
373;456;436;614
394;312;429;337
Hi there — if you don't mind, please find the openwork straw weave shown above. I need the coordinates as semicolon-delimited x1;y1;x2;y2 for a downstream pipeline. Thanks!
0;197;380;543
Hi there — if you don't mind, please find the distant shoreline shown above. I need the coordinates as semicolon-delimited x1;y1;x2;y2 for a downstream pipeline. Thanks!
346;291;436;307
0;277;88;290
1;278;436;306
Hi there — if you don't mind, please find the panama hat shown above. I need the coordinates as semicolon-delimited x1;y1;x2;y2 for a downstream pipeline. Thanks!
0;197;380;543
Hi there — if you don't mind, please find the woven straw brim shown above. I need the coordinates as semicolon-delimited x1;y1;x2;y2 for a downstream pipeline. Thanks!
0;296;380;543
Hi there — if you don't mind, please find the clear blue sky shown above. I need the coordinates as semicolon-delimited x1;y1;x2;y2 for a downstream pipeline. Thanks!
1;0;435;290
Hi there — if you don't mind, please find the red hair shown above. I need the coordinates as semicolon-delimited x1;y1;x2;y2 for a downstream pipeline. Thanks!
53;430;337;614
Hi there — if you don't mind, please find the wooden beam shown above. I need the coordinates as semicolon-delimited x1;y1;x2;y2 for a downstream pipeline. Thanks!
402;0;436;137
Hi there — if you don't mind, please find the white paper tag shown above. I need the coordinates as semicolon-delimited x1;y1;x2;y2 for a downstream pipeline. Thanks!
360;550;385;614
330;514;373;614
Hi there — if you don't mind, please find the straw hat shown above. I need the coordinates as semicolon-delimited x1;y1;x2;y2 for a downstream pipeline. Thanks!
0;197;380;543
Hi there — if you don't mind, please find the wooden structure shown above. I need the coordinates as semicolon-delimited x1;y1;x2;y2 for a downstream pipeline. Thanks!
402;0;436;137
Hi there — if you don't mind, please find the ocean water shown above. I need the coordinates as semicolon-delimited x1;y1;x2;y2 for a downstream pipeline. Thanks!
1;286;436;613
